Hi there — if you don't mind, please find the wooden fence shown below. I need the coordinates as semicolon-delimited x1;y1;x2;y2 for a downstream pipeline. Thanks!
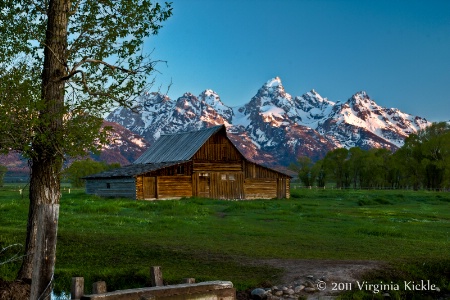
71;266;235;300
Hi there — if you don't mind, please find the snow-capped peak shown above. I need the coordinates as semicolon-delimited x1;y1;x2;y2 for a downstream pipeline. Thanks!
106;77;431;167
198;89;233;120
200;89;222;106
265;77;282;88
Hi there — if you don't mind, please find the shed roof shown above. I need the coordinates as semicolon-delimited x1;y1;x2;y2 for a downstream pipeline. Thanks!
84;161;188;179
133;125;224;164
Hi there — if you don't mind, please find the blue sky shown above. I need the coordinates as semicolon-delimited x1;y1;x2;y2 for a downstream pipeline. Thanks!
145;0;450;122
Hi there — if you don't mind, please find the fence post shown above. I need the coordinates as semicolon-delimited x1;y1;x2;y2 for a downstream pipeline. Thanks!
71;277;84;299
150;266;163;286
92;281;107;294
183;278;195;284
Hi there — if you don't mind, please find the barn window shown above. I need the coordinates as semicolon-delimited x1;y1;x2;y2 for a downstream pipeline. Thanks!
228;174;235;181
106;183;111;189
221;174;227;180
177;165;185;175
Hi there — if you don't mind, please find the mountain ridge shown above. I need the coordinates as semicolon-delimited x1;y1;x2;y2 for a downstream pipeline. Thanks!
107;77;431;167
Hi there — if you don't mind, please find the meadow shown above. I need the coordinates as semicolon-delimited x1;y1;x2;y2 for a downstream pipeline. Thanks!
0;186;449;298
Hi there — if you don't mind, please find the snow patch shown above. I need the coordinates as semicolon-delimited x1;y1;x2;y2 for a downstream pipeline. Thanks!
265;77;282;88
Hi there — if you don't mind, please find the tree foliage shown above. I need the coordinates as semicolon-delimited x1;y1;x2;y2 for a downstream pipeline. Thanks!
298;122;450;190
289;156;315;187
64;159;120;187
0;0;172;297
0;0;172;158
0;165;7;187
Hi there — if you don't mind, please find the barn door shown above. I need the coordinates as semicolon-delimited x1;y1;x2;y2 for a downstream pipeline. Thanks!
277;178;286;199
143;176;156;199
198;173;210;198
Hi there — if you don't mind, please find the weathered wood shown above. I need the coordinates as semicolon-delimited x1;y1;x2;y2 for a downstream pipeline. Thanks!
86;178;136;199
183;278;195;284
71;277;84;299
244;178;277;199
80;281;235;300
87;126;291;201
92;281;107;294
136;175;143;199
157;176;192;199
148;162;193;176
192;134;242;161
209;172;244;200
193;162;242;172
143;176;156;199
150;266;163;287
30;203;60;299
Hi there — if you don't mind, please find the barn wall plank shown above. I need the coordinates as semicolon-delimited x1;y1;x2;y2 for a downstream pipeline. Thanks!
86;178;136;199
244;178;277;199
157;176;193;198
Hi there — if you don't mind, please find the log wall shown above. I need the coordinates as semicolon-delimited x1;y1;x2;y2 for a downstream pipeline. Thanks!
243;161;291;199
157;176;193;199
137;175;192;200
192;172;245;200
193;162;242;172
95;130;290;201
86;178;136;199
244;178;277;199
192;133;242;162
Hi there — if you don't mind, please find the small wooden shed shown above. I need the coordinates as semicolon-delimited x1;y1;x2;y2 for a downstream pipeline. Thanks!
85;125;291;200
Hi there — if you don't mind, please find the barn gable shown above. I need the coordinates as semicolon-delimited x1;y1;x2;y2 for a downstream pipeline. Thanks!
85;125;291;200
134;126;225;164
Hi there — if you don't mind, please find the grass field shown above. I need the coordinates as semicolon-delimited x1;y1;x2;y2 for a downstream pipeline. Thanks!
0;186;449;298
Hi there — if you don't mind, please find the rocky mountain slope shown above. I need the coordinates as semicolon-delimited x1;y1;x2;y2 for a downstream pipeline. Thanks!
1;121;149;177
107;77;430;167
96;121;150;165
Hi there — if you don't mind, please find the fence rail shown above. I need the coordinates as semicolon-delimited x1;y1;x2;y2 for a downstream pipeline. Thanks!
71;266;235;300
290;183;450;192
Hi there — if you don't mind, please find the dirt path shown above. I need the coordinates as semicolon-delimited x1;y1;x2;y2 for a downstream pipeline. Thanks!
1;259;386;300
262;259;385;284
249;259;387;299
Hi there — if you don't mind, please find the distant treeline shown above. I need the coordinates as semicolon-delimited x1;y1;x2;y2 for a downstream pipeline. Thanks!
290;122;450;190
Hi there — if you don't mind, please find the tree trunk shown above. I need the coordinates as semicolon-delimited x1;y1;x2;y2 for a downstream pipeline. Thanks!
16;164;39;280
17;0;69;298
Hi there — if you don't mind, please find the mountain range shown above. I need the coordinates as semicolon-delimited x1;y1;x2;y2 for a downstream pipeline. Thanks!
107;77;431;167
1;122;149;176
2;77;431;175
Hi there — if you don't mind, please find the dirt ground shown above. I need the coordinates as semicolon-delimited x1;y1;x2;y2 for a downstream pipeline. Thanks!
0;260;384;300
237;259;386;299
0;279;30;300
263;258;385;285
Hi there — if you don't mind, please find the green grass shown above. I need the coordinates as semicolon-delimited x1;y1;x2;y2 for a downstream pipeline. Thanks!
0;187;449;297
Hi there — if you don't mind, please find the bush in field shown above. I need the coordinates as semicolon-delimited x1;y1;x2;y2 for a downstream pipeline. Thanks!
0;165;7;187
64;159;120;188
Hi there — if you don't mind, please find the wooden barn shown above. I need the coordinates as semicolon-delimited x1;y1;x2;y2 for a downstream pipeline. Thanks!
85;125;291;200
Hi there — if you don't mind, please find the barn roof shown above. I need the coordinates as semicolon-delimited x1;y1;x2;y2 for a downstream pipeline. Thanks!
133;125;224;164
84;161;188;179
85;125;292;180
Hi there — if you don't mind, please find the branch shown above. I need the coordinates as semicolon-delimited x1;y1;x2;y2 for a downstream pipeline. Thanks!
63;58;137;81
0;244;24;266
69;0;81;16
68;69;128;106
40;42;68;73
